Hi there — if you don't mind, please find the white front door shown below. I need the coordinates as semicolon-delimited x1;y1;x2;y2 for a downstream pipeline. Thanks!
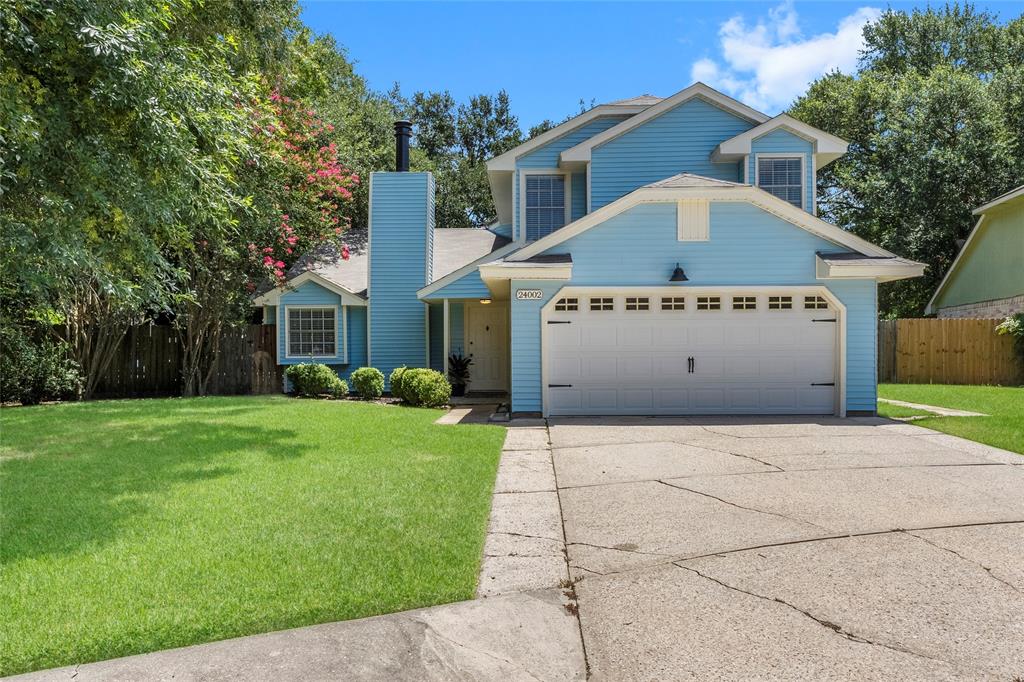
465;302;509;391
544;289;838;415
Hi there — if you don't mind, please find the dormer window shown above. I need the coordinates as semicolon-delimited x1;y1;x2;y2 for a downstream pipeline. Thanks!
523;173;568;241
757;157;803;208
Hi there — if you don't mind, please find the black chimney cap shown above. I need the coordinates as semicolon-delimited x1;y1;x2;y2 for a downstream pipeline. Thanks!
394;120;412;172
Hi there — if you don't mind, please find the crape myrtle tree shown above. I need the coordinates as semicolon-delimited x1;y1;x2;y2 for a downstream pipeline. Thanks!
788;4;1024;317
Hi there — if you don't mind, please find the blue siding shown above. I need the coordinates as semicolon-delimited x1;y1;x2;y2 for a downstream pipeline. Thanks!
513;115;630;240
571;172;586;221
749;129;815;213
510;280;566;413
491;223;513;239
430;269;491;299
590;98;755;210
506;201;877;413
368;172;433;384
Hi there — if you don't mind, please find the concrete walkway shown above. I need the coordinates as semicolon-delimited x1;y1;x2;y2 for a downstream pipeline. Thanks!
877;397;988;417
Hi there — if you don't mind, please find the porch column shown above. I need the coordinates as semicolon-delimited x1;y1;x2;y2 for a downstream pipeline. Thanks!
443;299;450;376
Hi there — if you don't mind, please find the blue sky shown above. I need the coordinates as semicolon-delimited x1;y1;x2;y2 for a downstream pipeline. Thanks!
301;1;1024;128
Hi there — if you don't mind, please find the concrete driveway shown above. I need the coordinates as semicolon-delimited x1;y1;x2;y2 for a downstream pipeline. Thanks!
548;416;1024;680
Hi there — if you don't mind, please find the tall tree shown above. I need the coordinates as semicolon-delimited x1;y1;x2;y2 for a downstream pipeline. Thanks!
789;4;1024;317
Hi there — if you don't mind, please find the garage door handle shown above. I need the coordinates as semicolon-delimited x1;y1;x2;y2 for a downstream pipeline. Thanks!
547;320;571;325
548;384;573;388
812;318;837;323
811;382;835;386
687;356;694;374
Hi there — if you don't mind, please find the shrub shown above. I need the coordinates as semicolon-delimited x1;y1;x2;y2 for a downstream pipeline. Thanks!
389;366;409;400
996;313;1024;360
285;363;348;398
350;367;384;399
401;368;451;408
0;327;82;405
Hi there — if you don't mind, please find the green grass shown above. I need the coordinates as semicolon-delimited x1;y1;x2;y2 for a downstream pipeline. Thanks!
878;384;1024;455
0;396;505;676
876;401;935;418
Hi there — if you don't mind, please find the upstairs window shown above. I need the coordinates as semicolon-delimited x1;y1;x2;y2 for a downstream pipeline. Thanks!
288;307;336;357
524;174;567;241
757;157;802;208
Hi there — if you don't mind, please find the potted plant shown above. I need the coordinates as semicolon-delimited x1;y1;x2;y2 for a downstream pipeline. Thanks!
447;352;473;397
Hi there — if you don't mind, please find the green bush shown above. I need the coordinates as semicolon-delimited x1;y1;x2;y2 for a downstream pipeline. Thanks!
285;363;348;398
401;368;451;408
0;327;82;405
389;366;409;400
350;367;384;399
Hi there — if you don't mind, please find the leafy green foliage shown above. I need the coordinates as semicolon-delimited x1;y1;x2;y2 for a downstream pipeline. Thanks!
284;363;347;398
447;352;473;387
389;366;409;400
996;313;1024;360
0;327;81;405
0;396;504;675
789;5;1024;317
400;368;452;408
349;367;384;399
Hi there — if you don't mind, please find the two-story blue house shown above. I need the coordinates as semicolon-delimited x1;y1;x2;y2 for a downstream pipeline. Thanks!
253;83;924;417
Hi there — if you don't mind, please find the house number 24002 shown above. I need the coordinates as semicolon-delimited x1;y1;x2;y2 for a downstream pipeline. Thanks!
515;289;544;300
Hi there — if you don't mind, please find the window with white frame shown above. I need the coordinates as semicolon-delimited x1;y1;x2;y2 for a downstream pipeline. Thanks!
589;297;614;311
288;307;336;357
696;296;721;311
524;174;567;241
732;296;757;310
768;295;793;310
625;296;650;311
661;296;686;311
554;297;578;312
757;157;802;208
804;295;829;310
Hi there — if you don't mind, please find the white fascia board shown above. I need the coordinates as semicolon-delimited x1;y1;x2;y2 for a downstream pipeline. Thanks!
485;105;648;172
972;185;1024;215
508;184;896;262
815;255;925;283
252;271;368;307
924;214;986;314
478;262;573;281
559;83;770;164
416;241;522;299
711;114;849;165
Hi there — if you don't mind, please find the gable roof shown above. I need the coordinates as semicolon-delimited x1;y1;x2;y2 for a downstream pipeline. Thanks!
605;94;663;106
711;114;849;167
253;228;511;306
559;83;770;164
507;173;900;262
925;184;1024;314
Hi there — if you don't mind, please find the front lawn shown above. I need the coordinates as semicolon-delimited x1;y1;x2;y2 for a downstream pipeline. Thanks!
0;396;505;676
878;384;1024;455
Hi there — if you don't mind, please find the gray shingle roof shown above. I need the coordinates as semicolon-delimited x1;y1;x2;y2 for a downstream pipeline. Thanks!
644;173;747;189
817;251;920;267
606;94;663;106
279;227;511;297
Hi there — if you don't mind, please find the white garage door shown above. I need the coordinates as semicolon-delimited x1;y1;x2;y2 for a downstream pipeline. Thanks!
545;290;837;416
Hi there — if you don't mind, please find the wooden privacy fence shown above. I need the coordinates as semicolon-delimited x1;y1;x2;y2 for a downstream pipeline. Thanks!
878;318;1023;385
93;325;282;398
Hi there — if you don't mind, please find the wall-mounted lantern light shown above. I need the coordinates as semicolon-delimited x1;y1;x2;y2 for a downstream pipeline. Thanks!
669;263;689;282
479;298;492;305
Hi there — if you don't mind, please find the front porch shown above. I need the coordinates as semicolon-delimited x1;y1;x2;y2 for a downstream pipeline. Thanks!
427;298;511;394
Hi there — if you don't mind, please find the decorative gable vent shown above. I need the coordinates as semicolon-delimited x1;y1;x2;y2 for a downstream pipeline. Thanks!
677;199;709;241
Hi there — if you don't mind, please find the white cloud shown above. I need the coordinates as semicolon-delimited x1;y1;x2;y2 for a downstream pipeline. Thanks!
690;2;880;113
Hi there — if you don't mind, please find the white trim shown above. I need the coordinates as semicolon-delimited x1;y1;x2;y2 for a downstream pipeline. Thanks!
366;173;374;367
811;153;817;216
486;105;649;172
417;241;521;299
711;114;848;167
443;299;451;376
283;304;347;362
560;83;770;164
816;255;925;283
972;184;1024;215
518;169;572;245
479;262;573;281
539;285;847;418
753;153;806;212
586;162;592;214
924;214;985;315
742;154;749;184
676;199;709;241
252;270;368;307
507;184;896;262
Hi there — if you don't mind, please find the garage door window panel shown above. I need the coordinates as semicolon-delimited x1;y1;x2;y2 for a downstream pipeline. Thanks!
555;297;578;312
590;297;614;311
697;296;721;311
661;297;686;311
769;296;793;310
625;297;650;311
732;296;757;310
804;295;829;310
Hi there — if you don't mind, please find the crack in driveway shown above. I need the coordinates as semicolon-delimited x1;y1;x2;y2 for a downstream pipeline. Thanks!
903;530;1022;596
655;479;832;532
673;563;951;667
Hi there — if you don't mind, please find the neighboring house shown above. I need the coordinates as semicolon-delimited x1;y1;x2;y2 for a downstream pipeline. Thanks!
254;82;924;417
925;185;1024;319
